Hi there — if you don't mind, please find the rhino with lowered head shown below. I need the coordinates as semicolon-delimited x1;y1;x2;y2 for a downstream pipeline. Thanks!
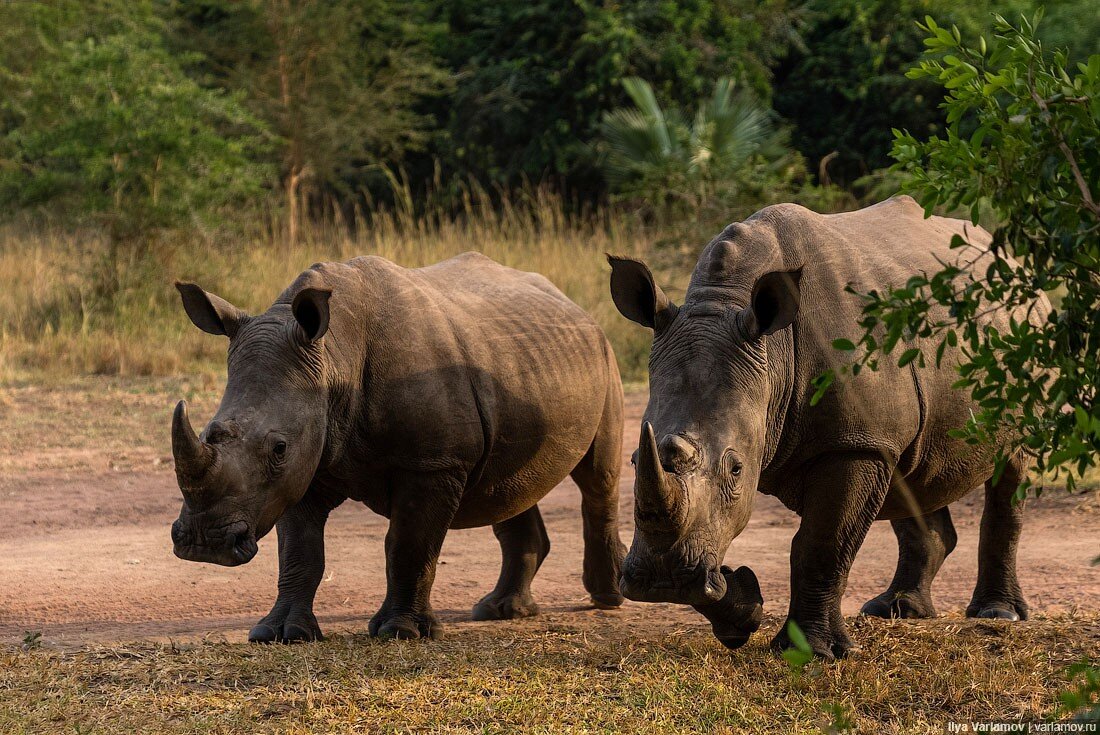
608;196;1047;659
170;252;626;642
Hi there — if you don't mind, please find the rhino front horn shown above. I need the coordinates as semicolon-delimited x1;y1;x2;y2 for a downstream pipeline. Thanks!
634;422;680;530
172;400;213;489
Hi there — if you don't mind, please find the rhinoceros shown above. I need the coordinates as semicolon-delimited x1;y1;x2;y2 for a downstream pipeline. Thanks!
170;252;626;642
608;196;1046;659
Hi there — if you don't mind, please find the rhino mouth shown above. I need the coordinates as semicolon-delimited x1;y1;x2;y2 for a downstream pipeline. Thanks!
619;547;727;606
172;518;258;567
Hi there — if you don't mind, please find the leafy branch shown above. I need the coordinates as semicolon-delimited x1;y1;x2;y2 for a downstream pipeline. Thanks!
830;12;1100;495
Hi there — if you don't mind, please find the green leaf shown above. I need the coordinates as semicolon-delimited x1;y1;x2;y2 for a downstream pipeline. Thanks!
781;620;814;671
832;338;856;351
810;370;836;407
898;348;921;367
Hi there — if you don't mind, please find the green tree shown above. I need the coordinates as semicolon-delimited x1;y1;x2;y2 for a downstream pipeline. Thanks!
0;1;269;248
432;0;803;197
1038;0;1100;61
771;0;1031;186
600;77;791;214
837;12;1100;493
171;0;448;243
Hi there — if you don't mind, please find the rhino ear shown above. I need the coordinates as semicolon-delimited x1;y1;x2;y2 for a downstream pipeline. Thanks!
176;282;246;338
292;287;332;342
607;255;678;330
744;268;802;339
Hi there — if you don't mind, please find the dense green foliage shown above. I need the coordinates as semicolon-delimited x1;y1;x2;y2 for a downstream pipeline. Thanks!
428;0;801;194
600;77;791;215
772;0;1027;186
1;0;1097;228
169;0;448;240
835;13;1100;492
0;1;268;241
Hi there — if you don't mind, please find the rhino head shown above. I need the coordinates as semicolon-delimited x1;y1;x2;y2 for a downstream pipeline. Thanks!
169;282;332;566
608;255;801;607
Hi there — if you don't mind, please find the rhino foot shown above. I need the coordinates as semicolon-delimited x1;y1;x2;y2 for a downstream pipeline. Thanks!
860;591;936;619
966;585;1028;621
472;591;540;621
693;566;764;651
249;609;323;644
966;599;1027;622
771;619;856;661
972;607;1020;621
369;608;443;641
590;592;625;610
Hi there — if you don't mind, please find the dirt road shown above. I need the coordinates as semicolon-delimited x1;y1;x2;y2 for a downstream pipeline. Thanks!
1;383;1096;646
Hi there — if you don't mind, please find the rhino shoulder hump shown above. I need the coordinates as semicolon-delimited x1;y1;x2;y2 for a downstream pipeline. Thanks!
749;201;821;227
454;250;495;263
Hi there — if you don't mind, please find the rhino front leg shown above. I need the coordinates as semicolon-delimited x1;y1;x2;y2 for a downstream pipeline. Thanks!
773;452;891;660
250;489;342;643
862;506;957;619
967;453;1029;621
369;472;461;641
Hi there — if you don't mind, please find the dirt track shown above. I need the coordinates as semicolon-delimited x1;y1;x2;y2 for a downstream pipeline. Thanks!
1;385;1097;646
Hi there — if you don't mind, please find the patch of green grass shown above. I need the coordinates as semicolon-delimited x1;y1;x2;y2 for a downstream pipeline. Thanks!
1;615;1095;734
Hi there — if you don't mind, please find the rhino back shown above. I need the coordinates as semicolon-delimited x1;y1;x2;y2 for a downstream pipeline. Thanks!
301;252;616;524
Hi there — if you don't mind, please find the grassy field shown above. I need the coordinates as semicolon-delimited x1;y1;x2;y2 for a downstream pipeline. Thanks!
3;614;1097;734
0;192;695;383
3;200;1097;733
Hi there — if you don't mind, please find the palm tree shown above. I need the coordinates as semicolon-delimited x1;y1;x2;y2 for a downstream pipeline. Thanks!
600;77;789;208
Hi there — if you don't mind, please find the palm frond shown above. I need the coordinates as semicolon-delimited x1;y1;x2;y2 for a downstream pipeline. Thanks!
599;75;790;196
697;78;777;173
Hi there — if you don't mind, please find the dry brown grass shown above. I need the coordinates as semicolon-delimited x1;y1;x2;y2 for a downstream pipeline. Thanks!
0;192;681;383
2;614;1096;734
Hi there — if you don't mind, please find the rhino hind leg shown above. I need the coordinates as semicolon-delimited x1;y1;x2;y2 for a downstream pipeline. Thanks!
249;489;340;644
472;505;550;621
966;453;1029;621
569;389;627;610
862;506;957;619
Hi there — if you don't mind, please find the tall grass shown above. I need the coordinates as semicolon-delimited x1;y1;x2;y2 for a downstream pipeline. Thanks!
0;188;669;383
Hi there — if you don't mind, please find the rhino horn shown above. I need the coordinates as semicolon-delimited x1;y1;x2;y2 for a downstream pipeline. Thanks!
172;400;213;492
635;422;680;530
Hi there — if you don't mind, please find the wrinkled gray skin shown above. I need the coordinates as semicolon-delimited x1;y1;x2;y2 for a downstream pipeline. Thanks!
609;196;1048;659
171;252;626;642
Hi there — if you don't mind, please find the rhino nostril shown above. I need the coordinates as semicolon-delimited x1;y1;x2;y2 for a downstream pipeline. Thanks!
230;527;250;548
171;520;189;546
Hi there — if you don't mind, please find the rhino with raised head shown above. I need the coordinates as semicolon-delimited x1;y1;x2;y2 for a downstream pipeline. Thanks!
608;196;1047;659
170;252;626;642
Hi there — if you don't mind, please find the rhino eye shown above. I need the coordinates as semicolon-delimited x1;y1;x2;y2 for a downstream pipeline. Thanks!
273;441;287;458
725;453;743;477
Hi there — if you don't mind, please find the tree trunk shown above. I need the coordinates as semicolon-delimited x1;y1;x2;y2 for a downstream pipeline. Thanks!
286;166;301;247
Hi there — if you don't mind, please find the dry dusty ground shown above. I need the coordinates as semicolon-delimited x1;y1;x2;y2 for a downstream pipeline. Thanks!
0;378;1097;645
0;377;1097;733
